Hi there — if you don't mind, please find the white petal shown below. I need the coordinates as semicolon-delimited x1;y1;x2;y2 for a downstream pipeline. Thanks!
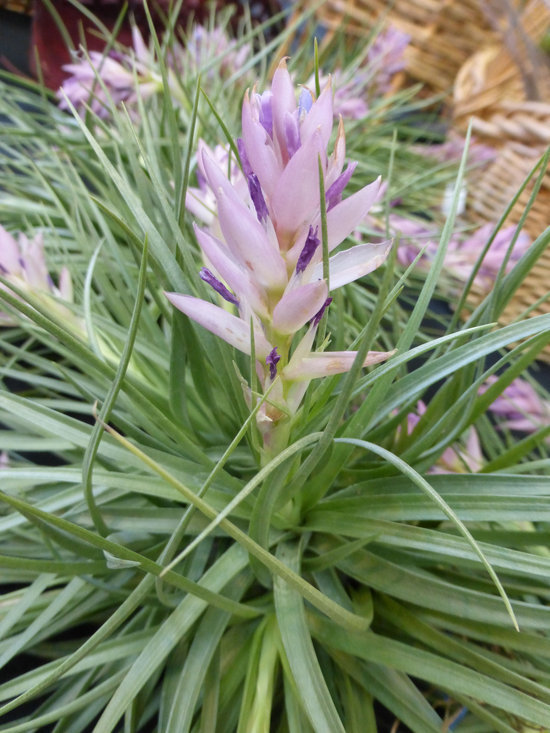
311;240;392;290
283;349;395;381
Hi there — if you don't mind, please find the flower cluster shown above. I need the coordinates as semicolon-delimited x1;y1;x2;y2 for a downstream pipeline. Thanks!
0;225;73;325
167;61;393;454
58;23;252;120
182;25;251;79
58;27;161;119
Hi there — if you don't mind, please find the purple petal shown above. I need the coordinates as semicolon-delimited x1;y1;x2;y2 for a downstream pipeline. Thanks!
165;292;271;358
311;240;392;289
266;346;281;380
199;267;239;306
296;226;320;274
200;147;241;206
326;162;357;211
298;87;313;116
258;91;273;137
247;173;269;223
312;297;332;326
237;137;252;177
284;349;395;381
284;111;301;158
272;280;328;335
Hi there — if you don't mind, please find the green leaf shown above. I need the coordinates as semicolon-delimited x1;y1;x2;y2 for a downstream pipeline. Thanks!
274;541;345;733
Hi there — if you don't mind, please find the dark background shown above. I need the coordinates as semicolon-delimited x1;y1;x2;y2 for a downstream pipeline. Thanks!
0;8;32;76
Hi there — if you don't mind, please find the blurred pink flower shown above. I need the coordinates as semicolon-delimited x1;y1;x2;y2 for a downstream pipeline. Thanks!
445;223;531;290
0;225;73;325
304;26;410;121
482;376;550;434
405;401;483;473
414;132;496;167
183;25;251;79
367;26;410;94
392;216;531;292
58;26;161;118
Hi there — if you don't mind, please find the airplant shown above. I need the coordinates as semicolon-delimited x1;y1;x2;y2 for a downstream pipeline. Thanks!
0;4;550;733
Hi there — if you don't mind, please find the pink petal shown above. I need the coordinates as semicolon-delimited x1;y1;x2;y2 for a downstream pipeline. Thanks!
216;190;287;291
271;129;324;240
272;280;328;335
326;177;381;251
194;224;268;318
20;234;49;289
185;187;216;225
284;349;395;380
242;92;281;199
200;147;241;206
311;240;392;289
300;78;333;150
326;117;346;188
0;225;20;273
57;267;73;301
165;292;271;358
271;60;297;157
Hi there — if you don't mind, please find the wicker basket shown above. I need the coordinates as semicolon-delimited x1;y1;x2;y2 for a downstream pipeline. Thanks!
453;1;550;139
450;1;550;360
313;0;524;94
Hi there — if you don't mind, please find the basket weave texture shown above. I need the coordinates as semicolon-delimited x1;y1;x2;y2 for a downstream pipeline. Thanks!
451;2;550;360
314;0;520;93
453;1;550;144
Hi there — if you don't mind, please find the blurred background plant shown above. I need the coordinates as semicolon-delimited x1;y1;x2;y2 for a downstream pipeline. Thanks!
0;1;550;732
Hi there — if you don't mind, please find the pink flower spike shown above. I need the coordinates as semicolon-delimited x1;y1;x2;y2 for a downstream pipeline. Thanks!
165;292;271;359
326;177;381;251
311;240;392;290
284;348;395;381
272;280;328;334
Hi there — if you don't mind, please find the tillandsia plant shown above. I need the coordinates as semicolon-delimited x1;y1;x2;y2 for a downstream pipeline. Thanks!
2;4;550;733
167;60;393;461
